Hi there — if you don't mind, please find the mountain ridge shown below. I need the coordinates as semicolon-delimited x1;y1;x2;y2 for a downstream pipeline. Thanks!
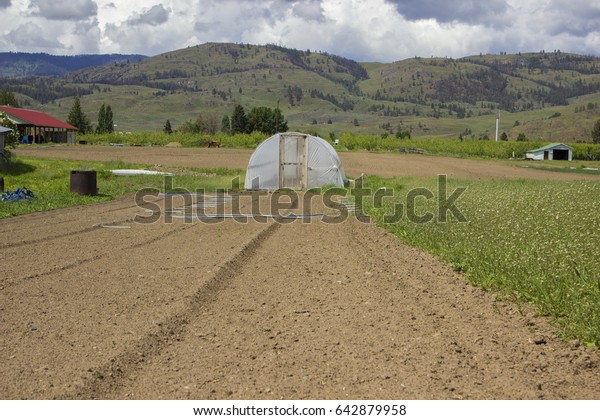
0;52;147;78
1;43;600;141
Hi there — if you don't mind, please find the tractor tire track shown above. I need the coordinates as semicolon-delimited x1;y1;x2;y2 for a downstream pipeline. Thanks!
0;194;161;249
0;218;268;399
1;221;197;291
96;217;600;400
62;221;281;399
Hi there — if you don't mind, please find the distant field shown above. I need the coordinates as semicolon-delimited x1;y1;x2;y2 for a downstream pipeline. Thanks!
72;131;600;160
14;144;600;181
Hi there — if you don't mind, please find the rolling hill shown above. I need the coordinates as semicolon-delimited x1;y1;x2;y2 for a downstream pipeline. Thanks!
1;43;600;141
0;52;146;78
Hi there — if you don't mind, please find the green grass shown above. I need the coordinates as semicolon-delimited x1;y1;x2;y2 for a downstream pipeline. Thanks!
0;157;244;218
360;176;600;346
517;164;600;175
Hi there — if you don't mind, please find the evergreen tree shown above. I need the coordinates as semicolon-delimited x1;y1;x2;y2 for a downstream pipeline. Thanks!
246;107;288;135
96;104;114;134
592;119;600;144
246;107;273;134
221;115;231;134
231;105;248;134
164;119;173;134
67;97;92;134
0;89;19;107
105;105;114;133
273;108;288;133
96;104;106;134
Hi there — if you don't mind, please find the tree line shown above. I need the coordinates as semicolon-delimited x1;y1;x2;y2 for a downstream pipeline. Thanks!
66;97;114;134
172;105;288;136
0;77;94;104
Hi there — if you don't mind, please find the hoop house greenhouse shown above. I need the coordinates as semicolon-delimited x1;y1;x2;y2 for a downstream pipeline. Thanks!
245;132;347;190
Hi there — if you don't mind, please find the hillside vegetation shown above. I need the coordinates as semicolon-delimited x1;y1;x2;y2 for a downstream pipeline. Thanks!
1;43;600;141
0;52;145;78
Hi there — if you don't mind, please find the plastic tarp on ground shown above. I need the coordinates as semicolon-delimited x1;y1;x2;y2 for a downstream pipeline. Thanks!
245;132;347;190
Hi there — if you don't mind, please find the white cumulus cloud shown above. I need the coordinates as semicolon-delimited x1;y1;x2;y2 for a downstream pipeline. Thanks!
127;4;171;26
30;0;98;21
0;0;598;61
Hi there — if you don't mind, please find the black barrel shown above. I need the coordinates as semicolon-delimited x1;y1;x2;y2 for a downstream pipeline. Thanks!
70;170;97;196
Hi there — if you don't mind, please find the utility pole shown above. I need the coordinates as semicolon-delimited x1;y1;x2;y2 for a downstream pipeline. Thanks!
495;113;500;142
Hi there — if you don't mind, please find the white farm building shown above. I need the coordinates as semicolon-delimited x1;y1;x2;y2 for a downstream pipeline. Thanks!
525;143;573;161
245;132;347;190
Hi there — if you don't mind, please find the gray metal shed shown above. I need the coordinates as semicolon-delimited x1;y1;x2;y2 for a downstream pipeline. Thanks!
0;125;13;156
525;143;573;161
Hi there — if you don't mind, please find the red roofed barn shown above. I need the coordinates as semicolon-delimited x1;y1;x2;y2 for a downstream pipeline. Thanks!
0;106;77;144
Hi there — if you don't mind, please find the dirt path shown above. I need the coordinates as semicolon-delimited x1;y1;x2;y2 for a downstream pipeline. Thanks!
15;145;599;181
1;193;598;399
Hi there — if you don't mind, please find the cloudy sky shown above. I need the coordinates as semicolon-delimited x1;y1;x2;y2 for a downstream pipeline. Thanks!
0;0;599;62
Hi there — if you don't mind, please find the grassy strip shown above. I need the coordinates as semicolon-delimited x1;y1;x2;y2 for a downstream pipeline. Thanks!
516;165;600;175
0;157;243;219
360;176;600;346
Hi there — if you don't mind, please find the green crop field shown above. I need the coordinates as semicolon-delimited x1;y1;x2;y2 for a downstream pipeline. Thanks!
76;131;600;160
360;176;600;346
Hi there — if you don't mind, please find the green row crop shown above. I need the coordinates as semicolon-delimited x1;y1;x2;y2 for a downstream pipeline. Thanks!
361;176;600;345
338;133;600;160
79;131;600;160
79;131;267;148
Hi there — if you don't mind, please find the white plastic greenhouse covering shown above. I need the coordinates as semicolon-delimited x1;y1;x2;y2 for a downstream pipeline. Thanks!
245;132;348;190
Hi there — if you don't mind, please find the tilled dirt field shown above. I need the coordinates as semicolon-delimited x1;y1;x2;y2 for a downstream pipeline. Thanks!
15;144;599;181
3;146;600;400
1;188;599;399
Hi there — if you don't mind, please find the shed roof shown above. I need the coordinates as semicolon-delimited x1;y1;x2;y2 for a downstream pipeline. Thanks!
526;143;573;153
0;106;77;130
0;125;13;133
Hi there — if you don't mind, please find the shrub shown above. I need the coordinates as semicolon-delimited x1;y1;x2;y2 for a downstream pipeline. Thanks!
592;119;600;144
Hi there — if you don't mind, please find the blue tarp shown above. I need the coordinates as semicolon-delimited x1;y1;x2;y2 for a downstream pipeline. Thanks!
1;187;34;202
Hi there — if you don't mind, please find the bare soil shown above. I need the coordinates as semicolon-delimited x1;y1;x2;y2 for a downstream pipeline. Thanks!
1;146;599;399
15;144;599;181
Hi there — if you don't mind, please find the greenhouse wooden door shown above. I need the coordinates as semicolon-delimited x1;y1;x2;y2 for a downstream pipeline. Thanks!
279;133;308;189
